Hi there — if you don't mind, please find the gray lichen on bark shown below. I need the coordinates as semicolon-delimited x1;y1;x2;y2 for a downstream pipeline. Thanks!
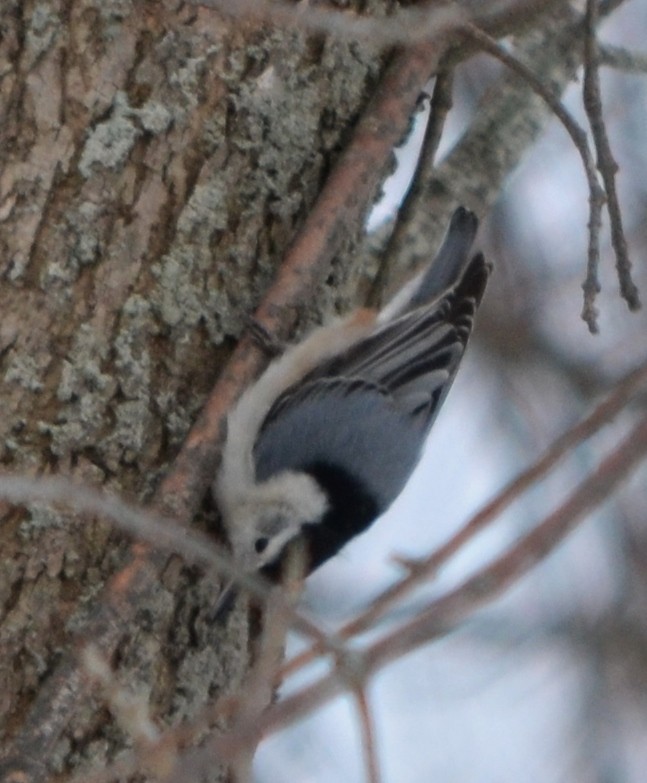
0;0;393;776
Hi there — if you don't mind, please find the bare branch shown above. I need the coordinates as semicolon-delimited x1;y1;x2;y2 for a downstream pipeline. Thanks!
460;21;607;332
197;0;563;48
599;42;647;73
360;3;595;326
355;689;382;783
368;68;456;306
583;0;641;314
227;593;295;780
198;0;463;46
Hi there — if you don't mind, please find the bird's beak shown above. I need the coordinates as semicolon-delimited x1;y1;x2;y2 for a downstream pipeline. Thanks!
210;579;239;623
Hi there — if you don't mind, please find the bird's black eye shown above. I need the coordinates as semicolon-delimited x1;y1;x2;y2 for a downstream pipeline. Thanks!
254;536;269;554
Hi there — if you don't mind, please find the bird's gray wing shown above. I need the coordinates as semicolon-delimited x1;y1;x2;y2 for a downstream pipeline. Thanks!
254;378;424;511
275;251;490;428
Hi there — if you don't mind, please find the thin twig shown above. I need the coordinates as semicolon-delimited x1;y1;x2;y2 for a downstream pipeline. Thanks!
460;21;607;333
199;0;463;46
583;0;641;314
281;359;647;676
228;592;294;781
368;67;456;307
417;69;456;178
198;0;563;48
599;43;647;73
355;688;382;783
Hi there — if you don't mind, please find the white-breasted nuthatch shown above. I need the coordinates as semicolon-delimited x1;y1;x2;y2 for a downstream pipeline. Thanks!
213;207;490;605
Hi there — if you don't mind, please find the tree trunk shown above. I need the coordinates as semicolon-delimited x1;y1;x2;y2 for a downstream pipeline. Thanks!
0;2;389;779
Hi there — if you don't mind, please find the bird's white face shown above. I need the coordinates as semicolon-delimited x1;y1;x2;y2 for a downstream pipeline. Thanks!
231;504;301;571
225;471;329;572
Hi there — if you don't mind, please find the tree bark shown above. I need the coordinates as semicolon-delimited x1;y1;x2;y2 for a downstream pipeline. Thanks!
0;2;390;778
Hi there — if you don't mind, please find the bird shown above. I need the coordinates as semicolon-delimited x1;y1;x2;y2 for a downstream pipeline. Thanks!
213;206;490;608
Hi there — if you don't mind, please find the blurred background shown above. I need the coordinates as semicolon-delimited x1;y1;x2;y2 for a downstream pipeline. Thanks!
256;3;647;781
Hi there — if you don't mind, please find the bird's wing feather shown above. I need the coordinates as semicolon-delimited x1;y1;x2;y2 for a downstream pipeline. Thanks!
269;252;490;425
254;378;424;510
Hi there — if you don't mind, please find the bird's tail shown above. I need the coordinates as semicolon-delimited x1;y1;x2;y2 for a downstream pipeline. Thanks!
379;206;480;321
408;206;479;308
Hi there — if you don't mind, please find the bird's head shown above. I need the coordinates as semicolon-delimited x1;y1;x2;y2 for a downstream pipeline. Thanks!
225;470;329;572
